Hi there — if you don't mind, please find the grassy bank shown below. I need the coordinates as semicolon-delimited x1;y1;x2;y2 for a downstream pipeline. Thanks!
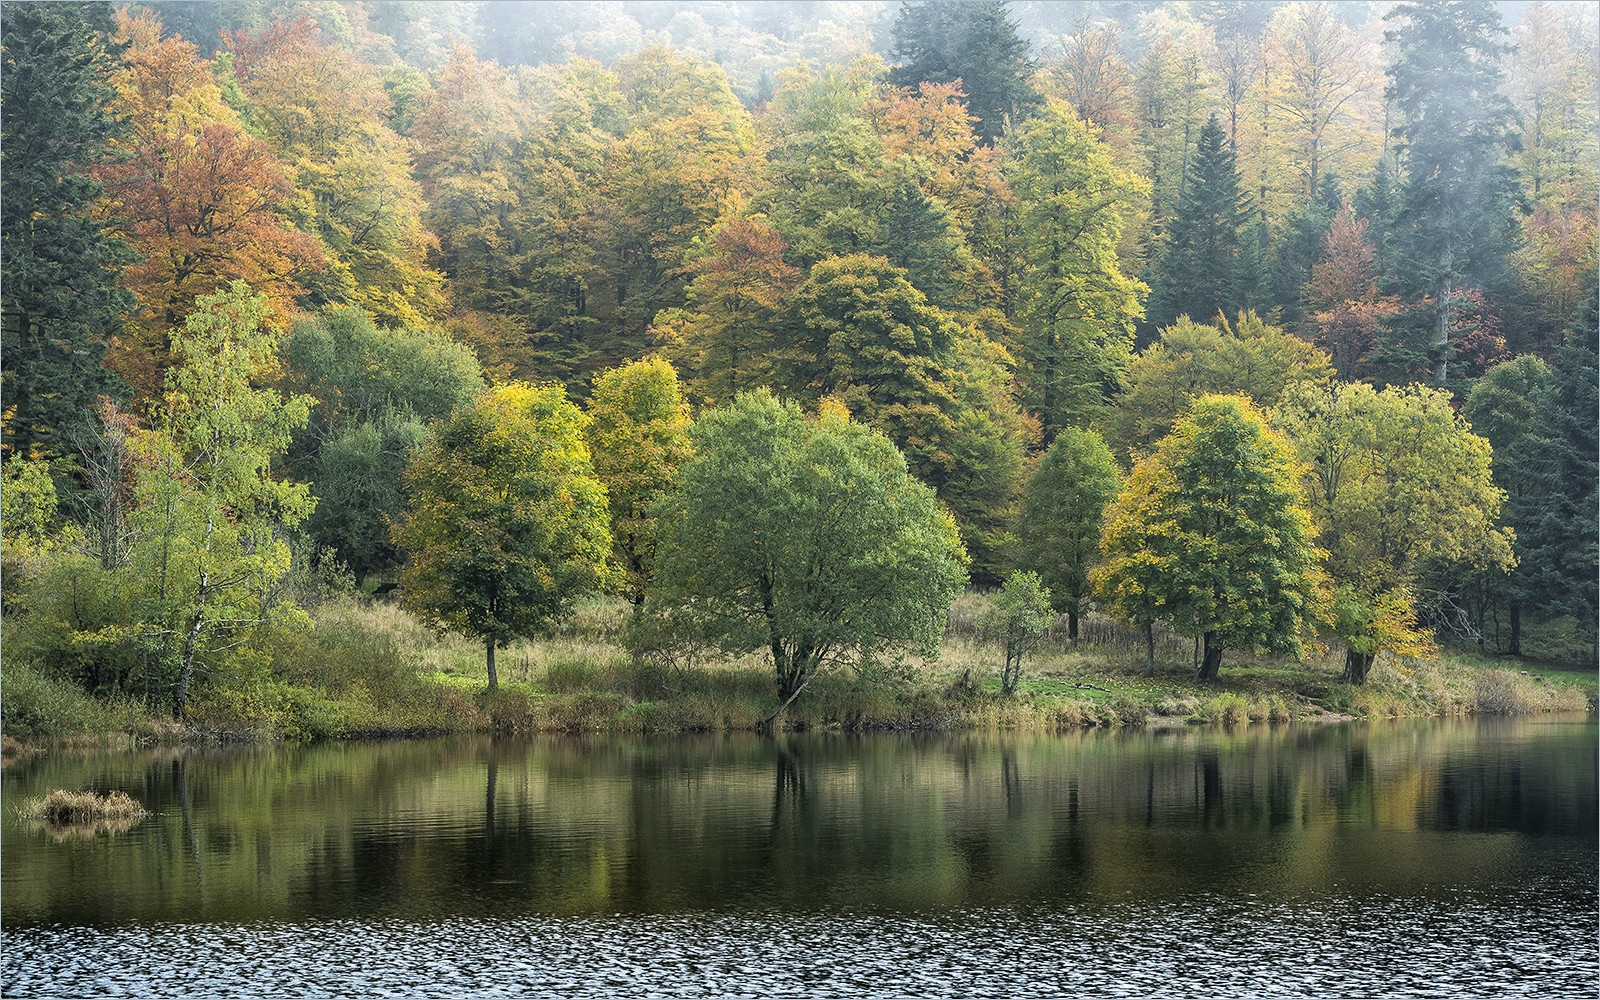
3;594;1593;751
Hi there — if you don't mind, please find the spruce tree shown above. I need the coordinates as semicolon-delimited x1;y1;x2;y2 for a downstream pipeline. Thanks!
1509;301;1599;651
1;2;133;459
887;0;1042;145
1384;0;1523;388
1150;113;1251;328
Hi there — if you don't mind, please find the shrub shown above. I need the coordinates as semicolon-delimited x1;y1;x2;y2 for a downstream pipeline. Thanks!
484;689;534;731
1519;615;1598;666
0;659;121;740
1051;700;1089;729
1475;669;1529;715
1155;696;1201;717
3;556;145;697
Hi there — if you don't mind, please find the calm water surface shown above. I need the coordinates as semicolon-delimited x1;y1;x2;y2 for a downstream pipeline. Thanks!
3;716;1595;996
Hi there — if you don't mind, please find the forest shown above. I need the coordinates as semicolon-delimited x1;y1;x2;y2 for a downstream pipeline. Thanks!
2;0;1595;740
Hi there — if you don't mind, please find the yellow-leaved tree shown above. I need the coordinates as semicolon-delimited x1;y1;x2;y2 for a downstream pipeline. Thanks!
584;357;692;608
391;382;611;691
1094;395;1325;680
1275;381;1514;682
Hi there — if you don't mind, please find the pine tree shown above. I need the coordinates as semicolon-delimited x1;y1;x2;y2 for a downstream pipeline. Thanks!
1151;113;1251;328
1;2;133;459
887;0;1042;145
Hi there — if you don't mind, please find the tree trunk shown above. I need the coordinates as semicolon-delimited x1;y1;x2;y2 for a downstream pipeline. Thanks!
174;569;211;717
1144;624;1155;677
1508;602;1522;657
1067;610;1079;643
1003;648;1022;694
1344;647;1375;684
774;642;814;701
1434;238;1453;386
486;639;498;691
1195;631;1223;680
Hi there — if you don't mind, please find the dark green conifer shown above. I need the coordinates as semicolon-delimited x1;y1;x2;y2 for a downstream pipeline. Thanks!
1150;113;1250;327
2;2;133;459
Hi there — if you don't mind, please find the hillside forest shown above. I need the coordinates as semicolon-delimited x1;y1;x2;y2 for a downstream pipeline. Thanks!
2;1;1596;729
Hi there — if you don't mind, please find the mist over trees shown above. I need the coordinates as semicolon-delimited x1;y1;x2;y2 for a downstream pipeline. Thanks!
3;0;1594;717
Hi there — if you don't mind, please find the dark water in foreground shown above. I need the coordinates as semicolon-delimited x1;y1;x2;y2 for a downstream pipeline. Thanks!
3;716;1595;997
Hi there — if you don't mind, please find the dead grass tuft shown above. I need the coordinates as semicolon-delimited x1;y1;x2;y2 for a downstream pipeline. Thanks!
23;789;149;832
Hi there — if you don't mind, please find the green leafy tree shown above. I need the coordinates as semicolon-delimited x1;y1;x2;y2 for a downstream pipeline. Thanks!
1006;99;1149;437
1276;380;1513;681
131;282;315;714
1096;395;1324;680
391;382;611;691
280;305;485;576
1;455;69;560
777;253;961;450
887;0;1042;146
585;357;692;607
282;306;486;454
1462;354;1549;653
1;1;133;459
878;164;981;312
1384;0;1523;388
650;390;969;702
1099;311;1334;462
759;57;892;267
1013;427;1120;640
774;254;1026;583
931;329;1036;586
304;413;428;581
978;570;1054;694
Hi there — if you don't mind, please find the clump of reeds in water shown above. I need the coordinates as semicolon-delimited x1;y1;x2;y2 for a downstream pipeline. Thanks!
23;789;148;837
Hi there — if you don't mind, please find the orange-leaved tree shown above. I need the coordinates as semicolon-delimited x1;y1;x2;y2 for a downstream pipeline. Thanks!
97;11;324;400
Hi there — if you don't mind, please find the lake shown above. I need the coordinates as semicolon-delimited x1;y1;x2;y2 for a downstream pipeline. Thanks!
3;716;1595;997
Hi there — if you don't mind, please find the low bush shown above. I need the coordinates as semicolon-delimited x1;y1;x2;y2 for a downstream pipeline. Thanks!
0;659;126;741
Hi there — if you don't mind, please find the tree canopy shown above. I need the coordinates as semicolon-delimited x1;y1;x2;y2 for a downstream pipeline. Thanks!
1275;379;1513;679
391;382;611;689
887;0;1042;145
1096;395;1324;680
650;390;969;701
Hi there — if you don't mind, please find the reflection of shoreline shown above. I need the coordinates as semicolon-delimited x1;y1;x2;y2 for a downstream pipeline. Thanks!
26;813;146;842
2;719;1594;924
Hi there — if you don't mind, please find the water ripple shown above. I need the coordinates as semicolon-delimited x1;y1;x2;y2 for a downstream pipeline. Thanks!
6;892;1594;998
